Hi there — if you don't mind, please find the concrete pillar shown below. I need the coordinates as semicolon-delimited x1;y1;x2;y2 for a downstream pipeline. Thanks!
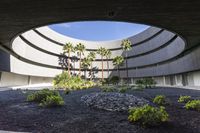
175;75;178;86
163;76;166;86
28;76;31;85
131;78;134;84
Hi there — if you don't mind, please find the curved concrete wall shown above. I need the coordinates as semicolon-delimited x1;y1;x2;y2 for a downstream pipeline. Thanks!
9;26;187;80
1;23;200;87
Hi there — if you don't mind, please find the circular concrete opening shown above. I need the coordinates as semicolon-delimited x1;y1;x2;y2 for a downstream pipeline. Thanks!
10;21;185;79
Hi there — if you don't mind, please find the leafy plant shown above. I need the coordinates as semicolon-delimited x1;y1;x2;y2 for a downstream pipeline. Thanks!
40;95;64;107
153;95;169;106
121;39;132;79
105;49;112;77
27;89;59;103
135;80;145;90
119;85;129;93
87;51;96;81
113;56;124;78
75;43;85;77
101;85;116;92
185;100;200;111
128;105;169;127
53;72;95;91
53;71;70;89
27;89;64;107
135;78;156;89
97;47;107;80
178;95;191;103
144;78;156;88
63;42;74;76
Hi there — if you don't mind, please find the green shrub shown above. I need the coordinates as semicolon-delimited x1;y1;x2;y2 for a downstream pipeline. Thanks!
185;100;200;111
143;78;156;88
119;85;129;93
153;95;168;106
53;71;70;89
101;85;116;92
40;95;64;107
128;105;169;127
53;72;95;91
27;89;59;103
135;78;156;89
178;95;191;103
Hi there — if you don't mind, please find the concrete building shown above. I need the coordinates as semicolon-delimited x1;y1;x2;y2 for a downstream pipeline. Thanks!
0;0;200;88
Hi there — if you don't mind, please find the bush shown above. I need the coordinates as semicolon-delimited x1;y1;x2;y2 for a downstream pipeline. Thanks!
185;100;200;111
53;72;96;90
144;78;156;88
53;71;70;89
27;89;59;103
40;95;64;107
101;85;116;92
119;85;129;93
128;105;169;127
178;95;191;103
135;78;156;89
27;89;64;107
135;80;145;90
153;95;168;106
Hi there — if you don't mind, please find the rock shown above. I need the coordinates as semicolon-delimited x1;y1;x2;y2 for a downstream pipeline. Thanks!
81;92;149;112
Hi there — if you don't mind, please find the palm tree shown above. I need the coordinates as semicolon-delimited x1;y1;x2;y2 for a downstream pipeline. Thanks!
71;55;79;75
113;56;124;77
63;42;74;77
121;39;132;80
82;57;90;79
105;49;111;77
75;43;85;77
97;47;107;80
87;51;96;80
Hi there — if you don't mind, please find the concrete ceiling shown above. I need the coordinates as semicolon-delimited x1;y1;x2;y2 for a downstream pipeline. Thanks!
0;0;200;50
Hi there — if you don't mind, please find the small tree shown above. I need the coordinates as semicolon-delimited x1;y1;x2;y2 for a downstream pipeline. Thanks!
63;42;74;77
105;49;111;77
121;39;132;80
88;51;96;80
75;43;85;77
97;47;107;80
113;56;124;77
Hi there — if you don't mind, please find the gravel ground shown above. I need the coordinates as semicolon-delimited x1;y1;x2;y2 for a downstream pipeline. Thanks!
0;87;200;133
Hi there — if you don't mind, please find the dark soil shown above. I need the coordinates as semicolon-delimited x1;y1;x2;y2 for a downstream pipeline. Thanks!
0;87;200;133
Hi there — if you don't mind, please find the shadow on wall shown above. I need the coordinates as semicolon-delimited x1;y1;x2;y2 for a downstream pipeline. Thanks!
58;54;99;79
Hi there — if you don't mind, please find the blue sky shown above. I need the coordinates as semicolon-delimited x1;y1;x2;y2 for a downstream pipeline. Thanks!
48;21;149;41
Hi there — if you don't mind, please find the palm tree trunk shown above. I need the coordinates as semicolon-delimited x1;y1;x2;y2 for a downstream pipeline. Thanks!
68;52;71;77
73;62;75;75
84;70;86;79
90;62;93;81
79;54;81;77
101;56;104;80
107;57;109;77
126;52;128;81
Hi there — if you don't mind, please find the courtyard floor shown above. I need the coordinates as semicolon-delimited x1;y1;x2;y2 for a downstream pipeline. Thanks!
0;87;200;133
